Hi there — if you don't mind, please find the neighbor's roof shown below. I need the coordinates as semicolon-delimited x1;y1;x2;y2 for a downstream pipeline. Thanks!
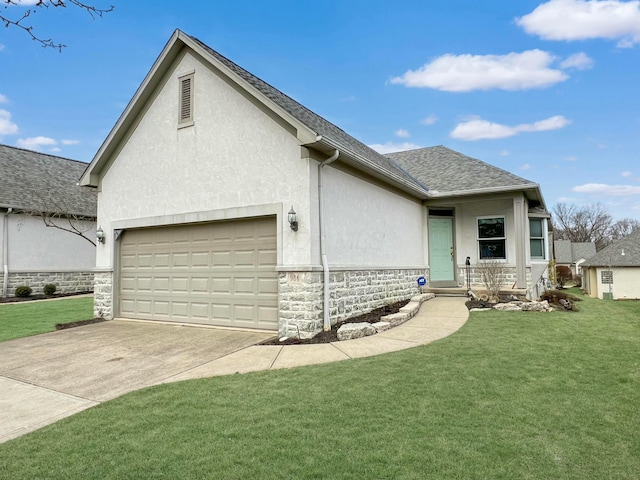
0;144;96;218
387;146;544;203
582;229;640;267
554;239;597;264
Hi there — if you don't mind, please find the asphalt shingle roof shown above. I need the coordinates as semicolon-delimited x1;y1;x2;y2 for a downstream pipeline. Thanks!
582;229;640;267
554;240;597;264
187;33;427;195
0;144;96;218
387;146;536;195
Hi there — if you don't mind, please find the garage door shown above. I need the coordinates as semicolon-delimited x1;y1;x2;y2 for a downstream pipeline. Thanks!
118;216;278;330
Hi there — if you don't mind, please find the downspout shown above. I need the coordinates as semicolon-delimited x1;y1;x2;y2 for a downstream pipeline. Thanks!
318;149;339;331
2;208;13;298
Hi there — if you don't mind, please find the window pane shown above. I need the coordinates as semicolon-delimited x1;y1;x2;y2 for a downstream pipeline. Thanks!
530;239;544;258
529;219;543;237
479;240;506;259
478;218;504;239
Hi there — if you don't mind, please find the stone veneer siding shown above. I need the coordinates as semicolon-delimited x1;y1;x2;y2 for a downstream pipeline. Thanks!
93;271;113;319
457;265;532;291
279;268;427;339
1;271;93;297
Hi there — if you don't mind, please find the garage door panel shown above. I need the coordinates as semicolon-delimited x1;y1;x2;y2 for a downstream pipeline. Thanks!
119;217;277;329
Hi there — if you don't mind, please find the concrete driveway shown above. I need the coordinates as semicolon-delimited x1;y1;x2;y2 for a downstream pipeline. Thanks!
0;320;273;443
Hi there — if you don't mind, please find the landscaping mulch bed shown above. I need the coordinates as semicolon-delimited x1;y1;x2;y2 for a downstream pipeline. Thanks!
0;291;93;304
55;318;108;330
260;300;410;345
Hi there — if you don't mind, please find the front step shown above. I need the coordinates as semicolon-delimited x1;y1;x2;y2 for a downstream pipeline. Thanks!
422;287;468;297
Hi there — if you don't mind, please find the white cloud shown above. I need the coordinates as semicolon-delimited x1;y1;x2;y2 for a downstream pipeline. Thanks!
50;147;62;153
369;141;422;154
16;136;57;151
0;94;7;104
564;156;578;161
622;171;640;181
517;0;640;47
450;115;571;140
500;149;511;156
61;139;80;145
572;183;640;196
0;109;19;136
0;44;5;52
560;52;594;70
395;129;410;138
421;115;438;126
521;163;533;170
390;50;568;92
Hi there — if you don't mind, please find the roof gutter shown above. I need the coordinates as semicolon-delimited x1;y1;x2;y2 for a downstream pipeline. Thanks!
314;135;430;199
318;149;339;331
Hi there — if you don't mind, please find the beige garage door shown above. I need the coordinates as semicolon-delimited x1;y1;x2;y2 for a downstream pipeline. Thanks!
119;216;278;330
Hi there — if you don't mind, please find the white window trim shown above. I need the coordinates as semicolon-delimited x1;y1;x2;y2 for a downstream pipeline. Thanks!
477;215;507;261
529;217;547;261
178;72;195;128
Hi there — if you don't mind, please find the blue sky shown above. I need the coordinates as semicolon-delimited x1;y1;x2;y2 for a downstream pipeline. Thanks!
1;0;640;220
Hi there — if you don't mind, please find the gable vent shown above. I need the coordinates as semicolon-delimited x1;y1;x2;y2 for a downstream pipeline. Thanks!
179;74;194;125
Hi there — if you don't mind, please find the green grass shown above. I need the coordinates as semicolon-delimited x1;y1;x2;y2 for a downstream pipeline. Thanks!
0;296;94;342
0;290;638;479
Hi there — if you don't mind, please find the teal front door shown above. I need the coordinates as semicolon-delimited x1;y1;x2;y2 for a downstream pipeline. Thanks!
428;217;455;283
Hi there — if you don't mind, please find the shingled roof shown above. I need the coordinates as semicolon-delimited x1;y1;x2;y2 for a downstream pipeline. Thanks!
387;146;538;197
0;144;96;218
554;240;597;264
186;33;427;195
582;229;640;267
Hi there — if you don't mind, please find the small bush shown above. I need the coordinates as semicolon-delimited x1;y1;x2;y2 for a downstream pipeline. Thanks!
43;284;57;296
15;285;33;297
556;265;573;289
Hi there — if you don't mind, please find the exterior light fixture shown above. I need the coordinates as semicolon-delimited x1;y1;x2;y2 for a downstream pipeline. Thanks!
287;206;298;232
96;226;106;244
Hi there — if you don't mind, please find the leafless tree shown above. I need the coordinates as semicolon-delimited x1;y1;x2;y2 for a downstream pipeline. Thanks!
608;218;640;242
20;189;96;246
1;1;113;51
553;202;613;250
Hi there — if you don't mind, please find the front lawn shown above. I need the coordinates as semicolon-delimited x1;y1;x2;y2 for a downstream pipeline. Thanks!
0;296;94;342
0;291;638;479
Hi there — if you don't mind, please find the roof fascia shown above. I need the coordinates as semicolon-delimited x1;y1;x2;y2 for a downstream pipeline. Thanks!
312;135;430;199
80;30;317;186
429;184;548;208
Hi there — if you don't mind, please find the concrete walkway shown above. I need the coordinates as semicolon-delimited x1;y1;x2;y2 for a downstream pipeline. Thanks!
0;296;468;444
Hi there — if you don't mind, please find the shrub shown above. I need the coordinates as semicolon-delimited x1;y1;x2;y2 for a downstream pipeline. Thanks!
15;285;33;297
476;260;506;302
541;289;581;311
43;284;57;296
556;265;573;289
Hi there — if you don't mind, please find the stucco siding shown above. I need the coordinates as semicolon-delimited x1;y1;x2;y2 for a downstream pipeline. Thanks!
96;51;311;270
447;196;516;267
591;266;640;300
321;166;425;267
6;214;95;271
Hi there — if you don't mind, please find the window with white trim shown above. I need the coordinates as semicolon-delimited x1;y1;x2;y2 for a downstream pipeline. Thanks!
478;217;506;260
529;218;546;259
178;73;194;126
601;270;613;284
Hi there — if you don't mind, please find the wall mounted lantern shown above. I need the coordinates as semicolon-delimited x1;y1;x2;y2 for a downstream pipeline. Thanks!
96;226;106;244
287;206;298;232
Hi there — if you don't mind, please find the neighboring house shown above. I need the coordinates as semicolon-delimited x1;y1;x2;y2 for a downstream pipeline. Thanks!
79;30;550;338
0;144;97;297
553;239;597;277
581;229;640;300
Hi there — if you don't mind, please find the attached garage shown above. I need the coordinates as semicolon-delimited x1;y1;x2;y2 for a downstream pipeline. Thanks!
118;216;278;330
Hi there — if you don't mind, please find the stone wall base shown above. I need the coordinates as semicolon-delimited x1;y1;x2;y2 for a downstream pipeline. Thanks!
93;271;113;319
1;271;94;297
279;268;427;339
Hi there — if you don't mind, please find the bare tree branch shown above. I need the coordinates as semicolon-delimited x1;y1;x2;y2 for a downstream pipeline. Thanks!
1;0;114;51
553;202;613;250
